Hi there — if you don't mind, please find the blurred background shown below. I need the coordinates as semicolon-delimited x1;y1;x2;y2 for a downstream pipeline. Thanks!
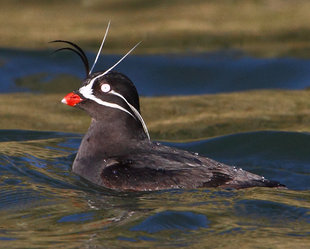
1;0;310;56
1;0;310;138
1;2;310;249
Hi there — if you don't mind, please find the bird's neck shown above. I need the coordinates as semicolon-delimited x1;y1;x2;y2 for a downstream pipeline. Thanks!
76;116;148;160
72;113;150;186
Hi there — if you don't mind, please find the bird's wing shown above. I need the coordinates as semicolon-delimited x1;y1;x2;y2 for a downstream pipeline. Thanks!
100;142;284;191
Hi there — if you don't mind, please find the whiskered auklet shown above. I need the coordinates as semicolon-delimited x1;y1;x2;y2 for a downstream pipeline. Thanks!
53;26;285;191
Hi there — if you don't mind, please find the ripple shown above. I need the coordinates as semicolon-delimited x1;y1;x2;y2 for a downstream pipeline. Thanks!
130;211;209;233
0;129;309;248
168;131;310;190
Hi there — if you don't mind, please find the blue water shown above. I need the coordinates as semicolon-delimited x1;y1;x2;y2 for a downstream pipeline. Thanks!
0;130;309;248
2;48;310;95
1;49;310;248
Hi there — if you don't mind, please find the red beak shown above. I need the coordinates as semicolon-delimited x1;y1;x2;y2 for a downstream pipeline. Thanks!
61;92;83;107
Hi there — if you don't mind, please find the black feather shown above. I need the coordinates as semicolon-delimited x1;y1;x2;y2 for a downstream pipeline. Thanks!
50;40;90;77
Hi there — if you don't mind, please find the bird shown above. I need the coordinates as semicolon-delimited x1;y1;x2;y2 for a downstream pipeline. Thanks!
53;24;285;191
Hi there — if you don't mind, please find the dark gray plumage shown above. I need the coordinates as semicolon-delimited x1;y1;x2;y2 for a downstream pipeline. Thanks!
62;71;285;191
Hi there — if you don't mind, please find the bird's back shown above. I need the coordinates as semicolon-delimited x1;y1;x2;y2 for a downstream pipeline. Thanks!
95;141;285;191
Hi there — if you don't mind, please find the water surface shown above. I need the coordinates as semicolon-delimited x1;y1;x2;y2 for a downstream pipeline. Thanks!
0;130;309;248
2;49;310;95
1;48;310;248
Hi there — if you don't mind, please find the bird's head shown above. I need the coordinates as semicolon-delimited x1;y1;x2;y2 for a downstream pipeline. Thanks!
52;23;150;140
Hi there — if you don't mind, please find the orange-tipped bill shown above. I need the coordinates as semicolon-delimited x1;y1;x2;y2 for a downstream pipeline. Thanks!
61;92;83;107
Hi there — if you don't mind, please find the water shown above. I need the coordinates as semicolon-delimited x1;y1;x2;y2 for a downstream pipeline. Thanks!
2;48;310;95
1;49;310;248
0;130;309;248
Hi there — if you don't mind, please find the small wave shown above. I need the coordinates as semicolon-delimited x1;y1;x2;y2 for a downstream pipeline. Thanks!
0;129;309;248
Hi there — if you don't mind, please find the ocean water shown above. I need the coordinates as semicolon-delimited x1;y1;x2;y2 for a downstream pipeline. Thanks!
0;130;309;248
1;50;310;248
2;48;310;95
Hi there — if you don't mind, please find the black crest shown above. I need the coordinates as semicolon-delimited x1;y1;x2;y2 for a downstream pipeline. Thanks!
50;40;90;77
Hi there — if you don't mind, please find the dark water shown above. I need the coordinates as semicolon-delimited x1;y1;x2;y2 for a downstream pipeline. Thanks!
2;48;310;95
0;130;310;248
1;49;310;248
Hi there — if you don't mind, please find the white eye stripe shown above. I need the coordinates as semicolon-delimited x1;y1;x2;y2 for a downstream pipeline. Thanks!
86;94;136;119
79;40;141;104
78;76;150;140
79;81;133;117
78;83;150;140
110;90;150;140
79;72;106;98
101;83;111;93
79;79;95;98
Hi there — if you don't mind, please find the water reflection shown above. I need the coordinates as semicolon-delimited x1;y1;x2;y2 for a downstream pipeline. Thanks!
0;130;309;248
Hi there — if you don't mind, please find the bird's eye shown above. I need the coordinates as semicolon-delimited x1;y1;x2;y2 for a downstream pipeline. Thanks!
101;83;111;93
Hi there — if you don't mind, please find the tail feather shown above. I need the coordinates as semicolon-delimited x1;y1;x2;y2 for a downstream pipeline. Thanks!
231;179;286;189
